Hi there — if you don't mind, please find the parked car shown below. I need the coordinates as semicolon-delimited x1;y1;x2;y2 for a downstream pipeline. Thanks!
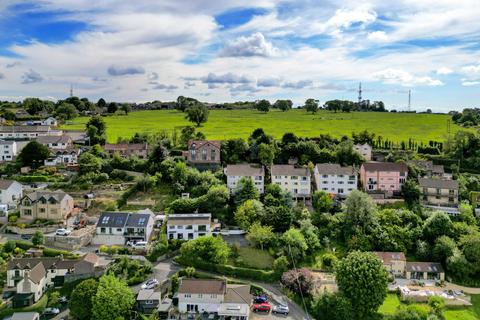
44;307;60;315
59;296;68;303
20;234;32;240
273;304;289;315
141;279;159;290
254;295;268;303
56;228;71;236
128;241;147;250
252;303;271;313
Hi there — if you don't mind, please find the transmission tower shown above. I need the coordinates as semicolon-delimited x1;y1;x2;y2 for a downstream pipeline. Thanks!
358;82;362;104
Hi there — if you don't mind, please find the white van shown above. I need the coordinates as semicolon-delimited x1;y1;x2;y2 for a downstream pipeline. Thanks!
131;241;147;250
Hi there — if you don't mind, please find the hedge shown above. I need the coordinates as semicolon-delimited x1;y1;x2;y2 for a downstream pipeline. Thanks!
15;175;50;182
43;247;80;259
177;257;278;282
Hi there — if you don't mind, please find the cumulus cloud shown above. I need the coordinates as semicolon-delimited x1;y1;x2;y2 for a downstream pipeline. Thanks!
229;84;261;95
436;67;453;75
148;72;159;81
367;31;388;42
201;72;253;84
21;69;43;84
257;77;282;87
461;80;480;86
281;80;313;89
184;81;196;89
373;68;443;87
220;32;278;57
151;83;178;90
462;64;480;74
6;61;20;68
108;65;145;76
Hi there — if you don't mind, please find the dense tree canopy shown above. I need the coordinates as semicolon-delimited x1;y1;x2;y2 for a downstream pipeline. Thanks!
92;274;135;320
17;140;50;168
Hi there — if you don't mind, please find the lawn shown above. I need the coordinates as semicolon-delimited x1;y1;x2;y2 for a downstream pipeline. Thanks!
379;294;480;320
233;247;274;270
61;109;469;144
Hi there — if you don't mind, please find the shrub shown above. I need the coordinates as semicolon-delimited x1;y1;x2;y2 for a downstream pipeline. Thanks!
321;253;338;271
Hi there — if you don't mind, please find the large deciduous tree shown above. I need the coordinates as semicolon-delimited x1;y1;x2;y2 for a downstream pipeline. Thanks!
86;115;107;145
234;199;264;230
92;274;134;320
256;99;271;113
17;140;50;168
336;251;388;320
185;103;209;127
234;177;259;205
274;99;293;112
70;278;99;320
180;235;230;264
304;98;319;114
246;222;275;250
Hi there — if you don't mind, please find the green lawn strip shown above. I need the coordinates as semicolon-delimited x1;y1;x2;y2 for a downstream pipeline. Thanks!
62;109;469;144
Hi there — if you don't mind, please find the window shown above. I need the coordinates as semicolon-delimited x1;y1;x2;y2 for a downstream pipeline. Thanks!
210;294;217;298
100;228;106;233
368;185;374;190
338;188;344;194
40;208;46;213
190;149;196;160
399;178;406;184
322;174;328;178
338;181;344;184
338;175;344;178
177;226;183;229
436;188;441;195
202;149;207;161
349;175;356;180
291;176;298;180
116;228;122;232
23;209;32;216
302;177;307;181
322;181;328;184
211;149;216;160
185;294;191;298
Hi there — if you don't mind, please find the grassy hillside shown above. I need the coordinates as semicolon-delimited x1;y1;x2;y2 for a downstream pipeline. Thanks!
61;109;470;143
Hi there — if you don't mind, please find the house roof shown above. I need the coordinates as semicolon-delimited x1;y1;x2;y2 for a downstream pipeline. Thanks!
0;125;51;132
224;284;251;304
178;279;226;295
167;213;211;226
104;143;148;152
271;165;309;177
36;135;71;145
0;140;15;145
188;140;221;150
0;179;19;190
96;211;129;228
7;257;81;271
419;178;459;190
406;262;444;273
373;252;406;265
137;289;161;301
82;253;99;265
11;312;40;320
23;190;71;203
27;262;46;284
362;162;408;173
225;164;264;177
315;163;356;175
125;213;152;228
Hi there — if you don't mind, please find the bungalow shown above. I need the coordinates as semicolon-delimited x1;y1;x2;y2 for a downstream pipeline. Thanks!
360;162;408;196
36;135;73;149
178;279;251;320
419;178;459;208
137;289;161;314
93;211;154;245
183;140;221;169
0;126;62;140
354;143;372;161
0;140;17;162
104;143;149;159
314;163;357;198
271;165;311;198
374;252;406;277
19;190;74;222
0;179;23;207
6;254;104;307
167;213;215;240
406;262;445;281
225;164;265;194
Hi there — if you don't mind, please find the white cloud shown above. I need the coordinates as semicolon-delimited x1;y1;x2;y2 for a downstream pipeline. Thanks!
436;67;453;75
108;65;145;76
220;32;278;57
461;80;480;86
367;31;388;42
373;68;443;86
21;69;43;84
461;64;480;75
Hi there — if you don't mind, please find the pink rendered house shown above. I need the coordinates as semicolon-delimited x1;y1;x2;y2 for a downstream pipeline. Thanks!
360;162;408;195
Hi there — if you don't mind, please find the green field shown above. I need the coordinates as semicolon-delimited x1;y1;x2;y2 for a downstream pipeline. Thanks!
62;109;470;143
379;294;480;320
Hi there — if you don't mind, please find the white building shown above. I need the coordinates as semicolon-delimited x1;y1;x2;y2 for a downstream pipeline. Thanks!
167;213;214;240
93;211;154;245
225;164;265;194
0;179;23;207
314;163;358;198
42;117;58;127
36;135;72;149
271;165;311;198
354;143;372;161
178;279;251;320
0;126;62;140
44;149;80;167
0;140;17;162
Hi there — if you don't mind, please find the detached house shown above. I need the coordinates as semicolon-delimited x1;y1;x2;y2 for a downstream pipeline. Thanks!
167;213;216;240
419;178;459;209
19;190;74;222
104;143;149;159
0;140;17;162
6;254;105;307
360;162;408;196
0;179;23;207
36;135;72;149
406;262;445;281
314;163;357;198
409;160;446;178
184;140;221;169
374;252;406;277
93;211;154;245
136;289;161;314
271;165;311;198
225;164;265;194
178;279;251;320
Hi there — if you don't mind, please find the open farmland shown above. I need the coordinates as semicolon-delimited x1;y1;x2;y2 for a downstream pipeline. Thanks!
62;109;471;143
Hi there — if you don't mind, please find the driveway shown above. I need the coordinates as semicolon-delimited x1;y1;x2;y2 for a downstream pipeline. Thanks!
131;258;181;294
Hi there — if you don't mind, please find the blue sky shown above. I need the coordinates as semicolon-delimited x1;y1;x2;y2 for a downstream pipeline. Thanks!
0;0;479;111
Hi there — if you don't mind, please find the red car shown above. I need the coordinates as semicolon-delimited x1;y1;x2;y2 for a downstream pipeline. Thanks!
252;302;271;313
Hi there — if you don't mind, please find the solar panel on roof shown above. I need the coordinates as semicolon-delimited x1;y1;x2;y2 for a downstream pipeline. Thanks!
138;217;146;225
102;216;110;224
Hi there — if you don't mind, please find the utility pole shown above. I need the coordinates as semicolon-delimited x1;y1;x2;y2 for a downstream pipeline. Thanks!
408;90;411;112
70;84;73;98
358;82;362;105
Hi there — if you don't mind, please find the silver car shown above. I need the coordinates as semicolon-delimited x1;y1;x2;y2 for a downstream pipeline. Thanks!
273;304;289;315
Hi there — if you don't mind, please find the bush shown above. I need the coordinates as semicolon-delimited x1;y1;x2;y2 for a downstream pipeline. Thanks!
43;247;79;259
321;253;338;271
